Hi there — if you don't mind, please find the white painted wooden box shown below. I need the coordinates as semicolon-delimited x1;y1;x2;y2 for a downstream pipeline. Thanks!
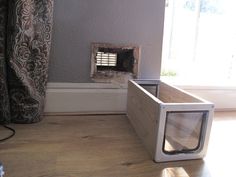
127;80;214;162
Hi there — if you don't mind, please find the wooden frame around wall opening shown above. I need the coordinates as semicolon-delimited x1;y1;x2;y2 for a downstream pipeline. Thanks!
91;43;140;83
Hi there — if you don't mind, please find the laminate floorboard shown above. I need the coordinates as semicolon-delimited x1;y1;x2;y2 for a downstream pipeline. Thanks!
0;112;235;177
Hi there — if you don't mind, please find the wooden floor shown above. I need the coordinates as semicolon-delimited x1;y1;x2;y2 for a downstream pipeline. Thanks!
0;112;236;177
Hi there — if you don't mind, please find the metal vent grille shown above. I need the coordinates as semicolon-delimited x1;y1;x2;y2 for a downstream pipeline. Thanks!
96;52;117;66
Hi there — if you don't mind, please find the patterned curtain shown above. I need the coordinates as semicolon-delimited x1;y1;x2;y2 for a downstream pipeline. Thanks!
0;0;54;124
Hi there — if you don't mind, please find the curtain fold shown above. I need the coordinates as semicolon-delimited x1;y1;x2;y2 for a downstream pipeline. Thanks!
0;0;54;124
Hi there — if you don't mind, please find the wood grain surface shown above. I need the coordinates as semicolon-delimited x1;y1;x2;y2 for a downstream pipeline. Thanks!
0;112;235;177
127;81;159;157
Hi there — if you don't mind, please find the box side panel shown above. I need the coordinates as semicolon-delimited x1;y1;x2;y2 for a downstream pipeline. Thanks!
127;81;159;158
159;82;202;103
141;85;158;97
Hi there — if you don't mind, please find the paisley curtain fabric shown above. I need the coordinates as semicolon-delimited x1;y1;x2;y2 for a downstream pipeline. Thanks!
0;0;54;124
0;0;11;123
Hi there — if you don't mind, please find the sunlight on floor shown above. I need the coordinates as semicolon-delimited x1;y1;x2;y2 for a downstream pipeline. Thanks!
162;167;190;177
204;112;236;177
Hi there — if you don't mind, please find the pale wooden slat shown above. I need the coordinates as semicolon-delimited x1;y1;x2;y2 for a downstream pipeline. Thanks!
127;81;159;157
159;82;203;103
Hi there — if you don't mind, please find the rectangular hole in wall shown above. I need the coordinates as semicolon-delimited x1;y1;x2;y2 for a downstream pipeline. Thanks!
91;43;140;84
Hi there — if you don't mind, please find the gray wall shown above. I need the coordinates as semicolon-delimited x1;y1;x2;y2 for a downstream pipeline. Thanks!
48;0;165;83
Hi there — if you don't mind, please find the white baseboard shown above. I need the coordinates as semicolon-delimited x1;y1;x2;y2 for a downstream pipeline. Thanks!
45;83;236;115
45;83;127;114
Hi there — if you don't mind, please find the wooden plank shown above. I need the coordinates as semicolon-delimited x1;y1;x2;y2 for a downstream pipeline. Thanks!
159;82;203;103
127;81;159;158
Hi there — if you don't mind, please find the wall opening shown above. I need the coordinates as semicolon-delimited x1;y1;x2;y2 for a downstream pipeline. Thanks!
91;43;140;83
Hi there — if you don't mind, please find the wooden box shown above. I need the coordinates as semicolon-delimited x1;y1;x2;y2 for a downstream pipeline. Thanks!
127;80;214;162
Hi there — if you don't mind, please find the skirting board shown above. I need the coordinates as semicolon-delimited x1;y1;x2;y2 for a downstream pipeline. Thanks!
44;83;236;115
45;83;127;114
